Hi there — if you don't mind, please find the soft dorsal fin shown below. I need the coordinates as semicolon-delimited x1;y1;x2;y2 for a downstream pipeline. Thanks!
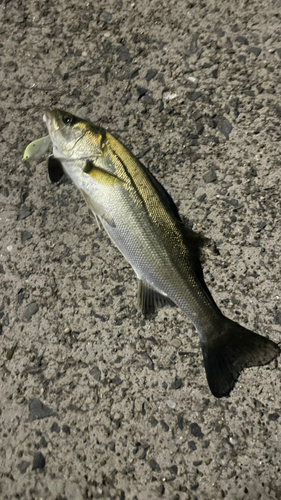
143;166;181;221
178;223;220;311
138;279;175;317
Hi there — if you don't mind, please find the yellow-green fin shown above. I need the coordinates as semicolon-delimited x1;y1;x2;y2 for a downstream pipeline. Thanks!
83;159;124;186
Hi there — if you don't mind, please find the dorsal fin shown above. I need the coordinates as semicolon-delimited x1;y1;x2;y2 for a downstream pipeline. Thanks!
144;163;217;307
143;166;181;221
178;223;220;310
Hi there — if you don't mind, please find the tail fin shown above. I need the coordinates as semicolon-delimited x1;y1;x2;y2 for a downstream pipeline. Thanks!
201;317;280;398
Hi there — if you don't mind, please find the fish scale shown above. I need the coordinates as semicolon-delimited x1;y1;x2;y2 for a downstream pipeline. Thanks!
42;108;280;398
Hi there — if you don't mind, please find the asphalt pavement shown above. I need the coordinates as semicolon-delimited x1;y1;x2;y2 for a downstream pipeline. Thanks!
1;0;281;498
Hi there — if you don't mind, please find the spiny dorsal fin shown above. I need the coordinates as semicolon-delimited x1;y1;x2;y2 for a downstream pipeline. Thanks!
143;166;181;221
138;279;175;317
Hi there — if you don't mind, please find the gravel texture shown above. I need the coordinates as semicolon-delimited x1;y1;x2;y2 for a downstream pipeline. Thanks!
1;1;281;499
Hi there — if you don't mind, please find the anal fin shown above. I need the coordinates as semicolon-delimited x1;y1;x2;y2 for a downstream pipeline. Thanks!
138;279;175;316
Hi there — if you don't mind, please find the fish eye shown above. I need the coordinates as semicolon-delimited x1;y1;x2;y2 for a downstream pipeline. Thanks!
63;115;73;125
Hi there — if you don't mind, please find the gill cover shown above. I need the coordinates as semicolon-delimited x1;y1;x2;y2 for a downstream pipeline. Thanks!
43;109;106;162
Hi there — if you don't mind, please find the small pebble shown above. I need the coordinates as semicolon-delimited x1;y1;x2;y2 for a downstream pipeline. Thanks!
148;459;160;471
171;338;182;348
160;420;169;432
188;441;197;451
21;231;32;243
137;87;148;99
18;461;30;474
166;400;176;409
163;91;178;101
99;11;112;22
190;36;198;54
108;441;115;452
190;422;204;439
203;170;217;183
235;35;248;45
37;436;48;448
177;412;184;430
187;91;202;101
19;206;33;220
32;452;45;470
117;46;132;63
27;398;56;422
23;302;39;321
6;346;16;360
171;377;183;390
90;366;101;381
149;416;158;427
269;413;279;421
51;422;60;433
145;69;158;81
216;115;232;139
143;95;155;105
250;47;261;57
168;465;178;475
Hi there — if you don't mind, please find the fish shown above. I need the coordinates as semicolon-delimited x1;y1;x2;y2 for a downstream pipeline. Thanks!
23;135;51;162
42;108;280;398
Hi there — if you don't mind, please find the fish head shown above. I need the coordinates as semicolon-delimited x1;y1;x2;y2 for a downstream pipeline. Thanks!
43;108;105;161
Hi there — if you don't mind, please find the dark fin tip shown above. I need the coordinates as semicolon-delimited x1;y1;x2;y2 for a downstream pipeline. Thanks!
201;318;280;398
48;156;65;184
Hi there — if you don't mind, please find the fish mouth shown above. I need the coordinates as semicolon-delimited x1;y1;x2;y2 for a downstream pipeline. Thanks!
43;110;59;135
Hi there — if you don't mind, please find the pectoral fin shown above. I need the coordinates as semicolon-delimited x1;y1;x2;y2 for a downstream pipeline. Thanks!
83;159;124;186
48;156;65;184
138;279;175;316
81;189;116;228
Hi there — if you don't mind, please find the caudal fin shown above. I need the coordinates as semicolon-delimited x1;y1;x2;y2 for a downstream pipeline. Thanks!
201;317;280;398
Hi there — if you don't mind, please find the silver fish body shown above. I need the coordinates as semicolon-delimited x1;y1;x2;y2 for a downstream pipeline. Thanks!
43;108;280;397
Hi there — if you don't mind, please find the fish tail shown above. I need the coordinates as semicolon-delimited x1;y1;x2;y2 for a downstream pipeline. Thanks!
200;317;280;398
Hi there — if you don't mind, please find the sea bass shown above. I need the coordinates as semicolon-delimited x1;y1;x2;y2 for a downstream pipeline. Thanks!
43;108;280;397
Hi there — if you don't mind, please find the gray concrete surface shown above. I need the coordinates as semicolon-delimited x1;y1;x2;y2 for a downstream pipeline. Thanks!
1;0;281;498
